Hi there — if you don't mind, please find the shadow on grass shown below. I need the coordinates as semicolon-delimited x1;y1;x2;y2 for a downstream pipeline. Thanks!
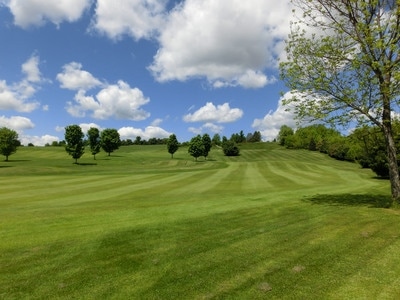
76;163;98;166
303;193;393;208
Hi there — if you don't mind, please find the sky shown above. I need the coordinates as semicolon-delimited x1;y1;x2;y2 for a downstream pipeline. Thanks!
0;0;298;146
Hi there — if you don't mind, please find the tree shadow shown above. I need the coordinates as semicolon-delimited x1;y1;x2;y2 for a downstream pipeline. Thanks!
303;193;393;208
2;159;31;162
76;163;97;166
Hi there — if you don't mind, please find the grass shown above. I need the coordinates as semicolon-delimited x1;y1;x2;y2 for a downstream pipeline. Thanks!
1;143;399;299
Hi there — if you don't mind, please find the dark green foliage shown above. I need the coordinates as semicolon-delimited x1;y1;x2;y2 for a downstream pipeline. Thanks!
101;128;121;156
64;125;85;164
87;127;101;160
222;140;240;156
277;125;294;146
202;133;212;159
247;130;262;143
0;127;19;161
188;135;204;161
167;134;179;158
212;133;221;146
230;130;246;144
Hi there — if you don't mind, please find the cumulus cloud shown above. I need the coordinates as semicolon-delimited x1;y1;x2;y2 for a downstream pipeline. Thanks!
0;55;44;112
57;62;102;91
0;115;34;131
188;122;224;135
66;80;150;121
252;92;298;141
78;122;102;134
91;0;167;40
149;0;292;88
4;0;92;28
118;125;171;140
21;55;42;83
0;115;57;146
20;134;60;146
183;102;243;123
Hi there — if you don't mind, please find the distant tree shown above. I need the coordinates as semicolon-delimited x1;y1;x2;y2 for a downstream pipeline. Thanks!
87;127;101;160
0;127;19;161
28;143;34;147
222;140;240;156
134;136;142;145
167;134;179;158
188;135;204;161
202;133;212;160
101;128;121;156
248;131;262;143
212;133;221;146
64;125;85;164
277;125;294;146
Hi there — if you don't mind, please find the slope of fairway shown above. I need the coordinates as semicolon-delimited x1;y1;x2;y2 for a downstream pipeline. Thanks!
0;143;399;299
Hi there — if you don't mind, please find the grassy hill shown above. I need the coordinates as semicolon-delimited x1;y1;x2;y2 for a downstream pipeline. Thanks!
1;143;399;299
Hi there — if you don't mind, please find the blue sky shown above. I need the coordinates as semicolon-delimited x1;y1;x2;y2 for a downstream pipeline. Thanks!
0;0;297;146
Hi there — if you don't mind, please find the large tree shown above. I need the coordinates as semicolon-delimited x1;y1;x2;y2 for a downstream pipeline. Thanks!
188;135;204;161
65;125;85;164
87;127;101;160
0;127;19;161
101;128;121;156
280;0;400;202
167;134;179;158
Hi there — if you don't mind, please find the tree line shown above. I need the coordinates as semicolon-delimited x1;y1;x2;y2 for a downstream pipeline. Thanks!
277;123;400;179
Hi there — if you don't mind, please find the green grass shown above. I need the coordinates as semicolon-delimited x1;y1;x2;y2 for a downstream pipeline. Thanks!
1;143;399;299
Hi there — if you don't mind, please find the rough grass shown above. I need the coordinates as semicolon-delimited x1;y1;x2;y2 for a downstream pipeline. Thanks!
1;143;399;299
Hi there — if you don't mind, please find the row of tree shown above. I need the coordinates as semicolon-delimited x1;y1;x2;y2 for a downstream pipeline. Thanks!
65;125;121;163
277;123;400;179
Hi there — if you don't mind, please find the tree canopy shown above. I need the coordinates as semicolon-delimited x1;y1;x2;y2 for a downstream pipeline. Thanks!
280;0;400;202
167;134;179;158
64;125;85;164
0;127;19;161
87;127;101;160
101;128;121;156
188;135;204;161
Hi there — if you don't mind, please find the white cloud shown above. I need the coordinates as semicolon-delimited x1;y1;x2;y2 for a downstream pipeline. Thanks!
188;122;224;135
149;0;292;88
151;118;163;127
57;62;102;91
0;115;34;131
0;55;44;113
20;134;59;146
78;122;102;134
91;0;167;40
118;125;171;140
252;92;298;141
183;102;243;123
21;55;42;83
66;80;150;121
4;0;92;28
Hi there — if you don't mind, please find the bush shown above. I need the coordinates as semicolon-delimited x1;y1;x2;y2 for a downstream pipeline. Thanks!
222;140;240;156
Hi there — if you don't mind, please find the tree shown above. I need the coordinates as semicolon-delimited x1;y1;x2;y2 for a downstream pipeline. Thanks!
167;134;179;158
0;127;19;161
101;128;121;156
222;140;240;156
202;133;212;160
64;125;85;164
277;125;294;146
87;127;101;160
280;0;400;202
212;133;221;146
188;135;204;161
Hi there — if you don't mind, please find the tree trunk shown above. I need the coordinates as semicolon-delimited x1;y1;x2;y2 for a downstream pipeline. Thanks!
382;123;400;202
